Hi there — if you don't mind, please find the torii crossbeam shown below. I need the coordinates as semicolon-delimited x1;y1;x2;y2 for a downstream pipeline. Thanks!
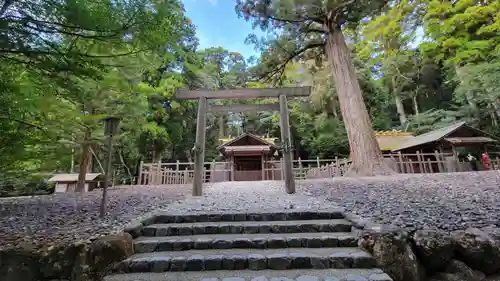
175;87;311;196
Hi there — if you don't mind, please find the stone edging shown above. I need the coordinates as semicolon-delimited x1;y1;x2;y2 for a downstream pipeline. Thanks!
0;211;163;281
342;211;500;281
122;210;159;239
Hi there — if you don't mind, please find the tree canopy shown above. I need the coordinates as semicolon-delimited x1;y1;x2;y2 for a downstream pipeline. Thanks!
1;0;499;195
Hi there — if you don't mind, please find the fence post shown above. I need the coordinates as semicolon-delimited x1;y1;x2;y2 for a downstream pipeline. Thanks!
211;160;216;183
405;159;410;173
427;158;434;173
389;153;399;173
415;151;423;173
184;167;188;184
333;156;339;176
154;160;160;185
434;150;443;172
316;156;320;168
271;159;275;180
397;151;404;173
298;157;303;179
231;156;235;181
176;160;180;184
148;162;154;185
164;168;168;184
261;154;266;181
280;158;284;180
137;160;143;185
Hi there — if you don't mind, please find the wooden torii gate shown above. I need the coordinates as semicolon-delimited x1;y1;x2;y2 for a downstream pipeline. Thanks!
175;87;311;196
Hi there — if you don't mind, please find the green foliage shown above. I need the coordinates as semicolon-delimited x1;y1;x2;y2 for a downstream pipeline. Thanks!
302;114;350;158
422;0;500;66
0;0;198;193
236;0;388;82
2;0;500;192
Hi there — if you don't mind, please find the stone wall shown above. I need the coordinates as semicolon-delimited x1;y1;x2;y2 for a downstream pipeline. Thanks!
0;215;155;281
347;213;500;281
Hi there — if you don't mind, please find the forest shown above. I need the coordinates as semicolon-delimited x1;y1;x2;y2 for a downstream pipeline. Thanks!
1;0;499;194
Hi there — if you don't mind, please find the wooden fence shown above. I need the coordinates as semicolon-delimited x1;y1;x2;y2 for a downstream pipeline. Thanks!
306;151;500;179
137;158;339;185
137;152;500;185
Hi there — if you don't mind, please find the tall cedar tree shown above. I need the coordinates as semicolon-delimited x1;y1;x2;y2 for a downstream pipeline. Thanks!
236;0;395;176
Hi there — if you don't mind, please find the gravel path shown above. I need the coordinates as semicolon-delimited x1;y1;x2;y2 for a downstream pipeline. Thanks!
303;171;500;232
0;185;188;249
159;180;331;214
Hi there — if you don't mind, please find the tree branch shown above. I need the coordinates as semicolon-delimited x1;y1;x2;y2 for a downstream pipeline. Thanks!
0;116;48;133
260;41;325;82
1;48;148;58
332;0;356;22
13;20;127;39
0;0;14;17
90;147;105;173
305;28;326;34
267;14;325;25
6;11;140;34
301;20;326;34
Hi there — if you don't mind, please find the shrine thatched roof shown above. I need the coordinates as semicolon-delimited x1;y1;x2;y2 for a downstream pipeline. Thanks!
392;122;498;152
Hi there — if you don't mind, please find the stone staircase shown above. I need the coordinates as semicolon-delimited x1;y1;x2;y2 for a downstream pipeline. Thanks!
105;210;392;281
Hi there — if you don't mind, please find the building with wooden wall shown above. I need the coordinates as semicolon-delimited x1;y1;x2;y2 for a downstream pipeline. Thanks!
48;173;103;193
391;122;498;154
215;133;282;181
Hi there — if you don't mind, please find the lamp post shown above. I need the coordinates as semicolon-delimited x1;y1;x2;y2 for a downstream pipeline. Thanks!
100;116;120;218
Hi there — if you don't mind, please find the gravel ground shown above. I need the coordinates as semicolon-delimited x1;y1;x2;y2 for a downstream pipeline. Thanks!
303;171;500;232
0;181;328;250
2;171;500;249
0;185;188;250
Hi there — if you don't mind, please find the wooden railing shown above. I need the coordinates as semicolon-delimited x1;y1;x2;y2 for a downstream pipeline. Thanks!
137;158;338;185
137;153;500;185
305;158;351;178
305;151;500;179
137;161;230;185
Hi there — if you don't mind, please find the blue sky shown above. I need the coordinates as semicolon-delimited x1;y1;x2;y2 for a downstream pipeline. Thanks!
181;0;265;59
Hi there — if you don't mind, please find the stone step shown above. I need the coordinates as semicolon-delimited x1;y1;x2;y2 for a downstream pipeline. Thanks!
154;210;345;224
116;247;375;273
134;232;358;253
142;219;352;237
105;269;393;281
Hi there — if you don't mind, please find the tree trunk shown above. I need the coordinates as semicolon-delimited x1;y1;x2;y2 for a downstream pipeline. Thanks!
325;24;395;176
152;145;163;162
490;112;498;126
119;149;134;184
465;91;477;111
455;66;478;112
392;76;407;125
185;149;193;163
218;114;225;138
491;100;500;121
412;95;419;116
329;97;338;119
395;94;407;125
76;128;92;192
